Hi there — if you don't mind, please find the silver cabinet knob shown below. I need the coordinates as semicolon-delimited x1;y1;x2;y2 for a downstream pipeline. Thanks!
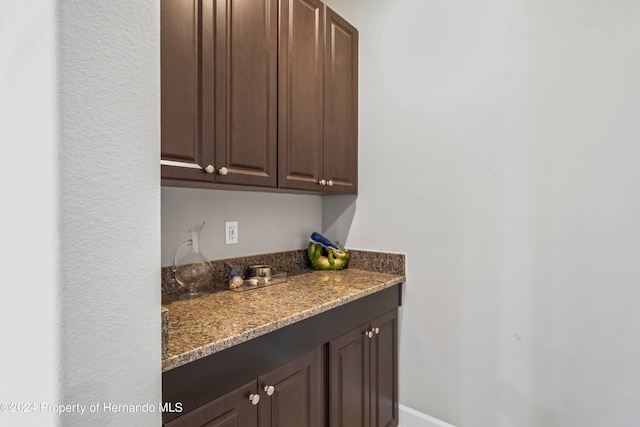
204;165;215;174
249;393;260;405
327;180;334;186
374;327;380;335
366;330;373;339
218;166;229;175
318;179;326;186
264;385;275;396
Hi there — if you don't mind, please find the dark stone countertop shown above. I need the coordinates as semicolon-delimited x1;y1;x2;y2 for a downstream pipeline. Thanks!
162;268;405;372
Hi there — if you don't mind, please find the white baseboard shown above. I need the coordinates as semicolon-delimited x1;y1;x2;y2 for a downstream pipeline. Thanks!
398;404;457;427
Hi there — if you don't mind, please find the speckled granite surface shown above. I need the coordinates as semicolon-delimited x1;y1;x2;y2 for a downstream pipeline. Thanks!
162;250;309;298
347;250;405;275
161;308;168;359
162;249;405;299
162;267;405;372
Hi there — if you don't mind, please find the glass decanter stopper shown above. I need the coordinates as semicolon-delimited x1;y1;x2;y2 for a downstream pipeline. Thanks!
173;222;213;300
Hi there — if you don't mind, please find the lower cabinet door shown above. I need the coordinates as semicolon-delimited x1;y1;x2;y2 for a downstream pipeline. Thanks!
329;309;399;427
329;322;371;427
371;309;398;427
164;380;258;427
258;347;325;427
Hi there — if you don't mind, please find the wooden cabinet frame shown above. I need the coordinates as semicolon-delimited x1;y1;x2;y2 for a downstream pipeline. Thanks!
329;309;398;427
161;0;278;187
165;348;324;427
161;0;358;194
162;284;401;426
278;2;358;194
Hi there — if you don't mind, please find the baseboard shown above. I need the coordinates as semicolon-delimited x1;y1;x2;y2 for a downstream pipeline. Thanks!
398;404;457;427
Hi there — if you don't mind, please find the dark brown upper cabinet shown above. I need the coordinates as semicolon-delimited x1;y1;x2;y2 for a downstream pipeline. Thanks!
161;0;357;193
161;0;213;183
277;0;325;192
202;0;278;187
161;0;277;187
278;2;358;194
323;7;359;194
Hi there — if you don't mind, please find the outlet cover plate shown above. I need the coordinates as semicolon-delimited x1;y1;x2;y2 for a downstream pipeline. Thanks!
225;221;238;244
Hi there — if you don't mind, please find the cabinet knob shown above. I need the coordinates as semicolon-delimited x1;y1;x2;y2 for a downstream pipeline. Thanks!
374;327;380;335
204;165;215;174
264;385;275;396
318;179;326;186
218;166;229;176
249;393;260;405
366;330;373;339
327;180;334;186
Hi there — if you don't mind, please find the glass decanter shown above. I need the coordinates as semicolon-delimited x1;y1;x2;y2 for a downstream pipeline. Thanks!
173;222;213;300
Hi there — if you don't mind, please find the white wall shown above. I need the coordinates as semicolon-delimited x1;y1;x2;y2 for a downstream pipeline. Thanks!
323;0;640;426
2;2;161;425
1;3;60;426
58;1;161;425
162;187;322;266
4;0;639;426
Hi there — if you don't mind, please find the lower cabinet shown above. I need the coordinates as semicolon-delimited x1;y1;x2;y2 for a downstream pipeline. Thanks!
165;347;324;427
329;309;398;427
162;285;402;427
258;347;324;427
164;379;257;427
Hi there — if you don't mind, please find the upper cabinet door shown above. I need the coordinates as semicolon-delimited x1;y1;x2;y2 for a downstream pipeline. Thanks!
202;0;278;187
278;0;325;192
161;0;357;193
161;0;215;182
324;7;358;194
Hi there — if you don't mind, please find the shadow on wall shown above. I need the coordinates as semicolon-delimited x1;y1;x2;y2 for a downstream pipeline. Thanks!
322;195;358;246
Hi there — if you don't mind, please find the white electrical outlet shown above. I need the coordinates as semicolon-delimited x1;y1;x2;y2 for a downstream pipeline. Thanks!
225;221;238;244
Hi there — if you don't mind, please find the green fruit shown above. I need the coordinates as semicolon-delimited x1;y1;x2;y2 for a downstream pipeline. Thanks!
307;243;350;270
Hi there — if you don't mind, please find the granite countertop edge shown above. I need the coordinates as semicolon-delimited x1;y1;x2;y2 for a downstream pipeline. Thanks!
161;273;404;372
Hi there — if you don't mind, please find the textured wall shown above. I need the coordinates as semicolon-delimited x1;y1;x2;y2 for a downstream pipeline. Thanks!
58;1;161;425
322;0;640;426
